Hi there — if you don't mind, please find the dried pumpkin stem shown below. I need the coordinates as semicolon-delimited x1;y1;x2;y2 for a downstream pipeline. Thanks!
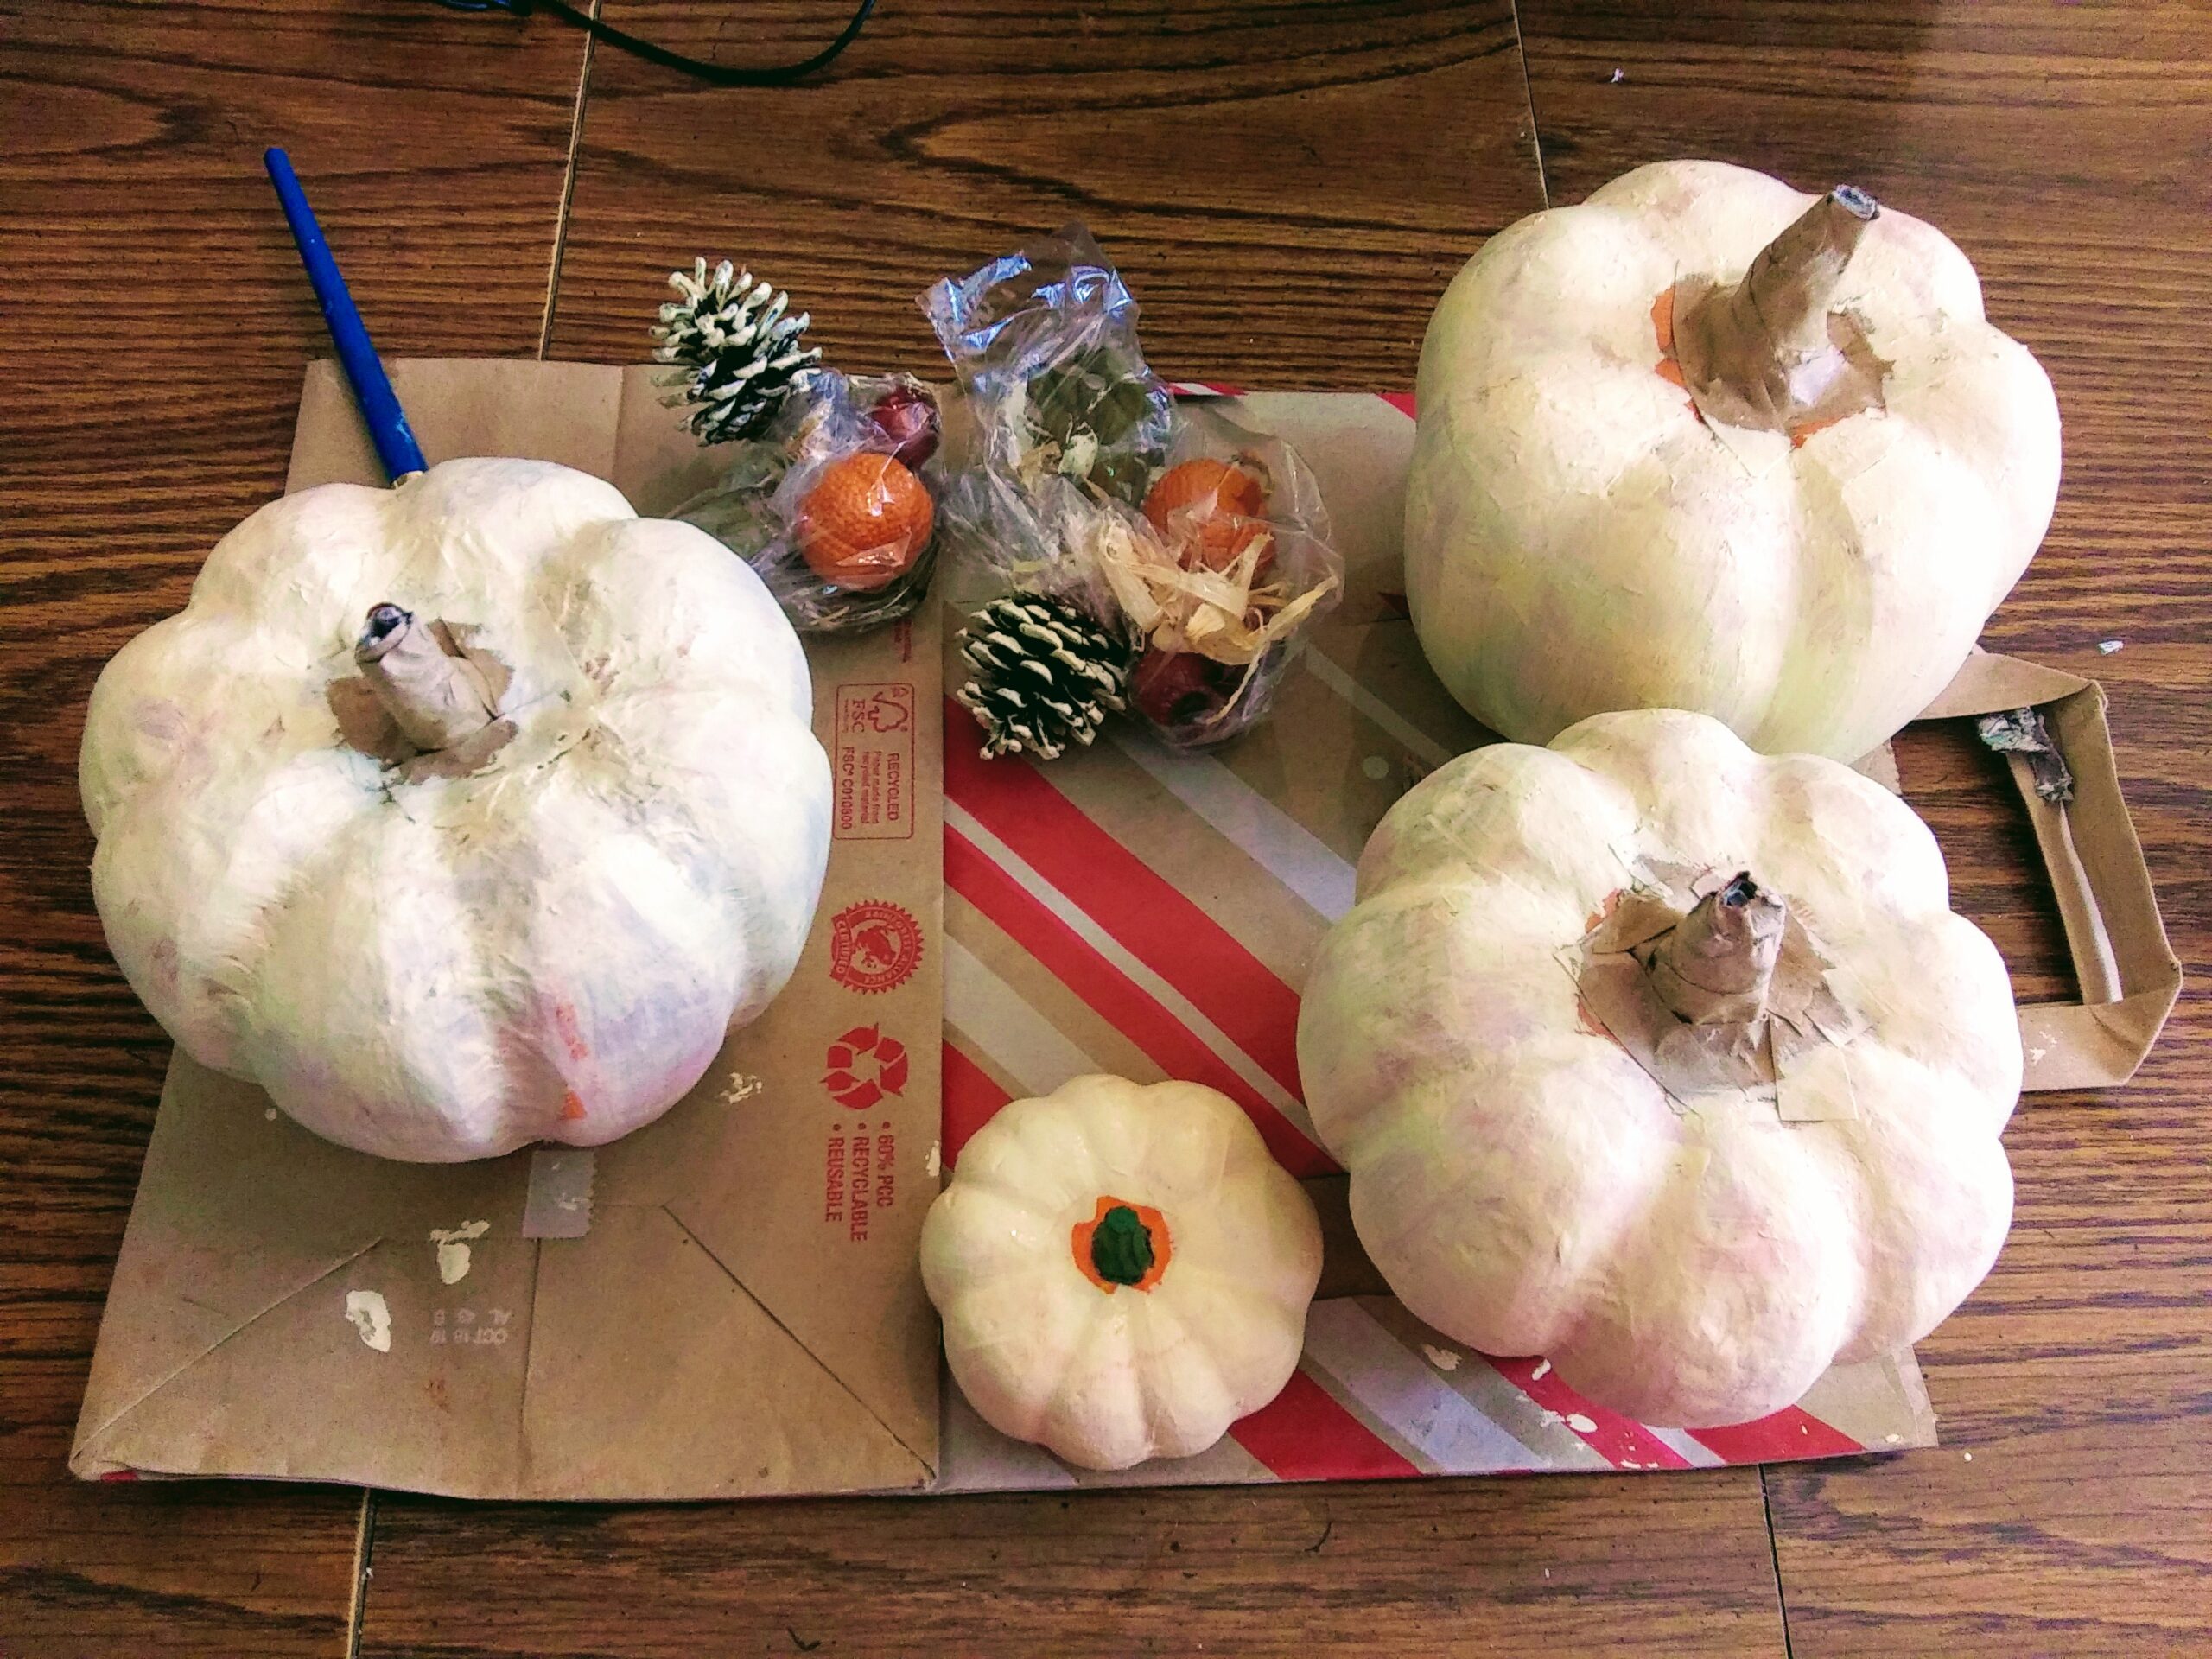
1647;872;1787;1027
1672;186;1885;435
354;603;498;753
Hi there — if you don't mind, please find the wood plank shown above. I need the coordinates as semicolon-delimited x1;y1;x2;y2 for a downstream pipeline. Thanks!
0;1;588;1649
1515;4;2212;1653
360;1474;1785;1658
360;5;1784;1653
547;0;1549;386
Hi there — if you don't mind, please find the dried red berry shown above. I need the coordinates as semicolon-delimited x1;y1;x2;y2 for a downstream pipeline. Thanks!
867;385;940;471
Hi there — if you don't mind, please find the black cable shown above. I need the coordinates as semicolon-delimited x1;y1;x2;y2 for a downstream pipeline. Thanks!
429;0;875;86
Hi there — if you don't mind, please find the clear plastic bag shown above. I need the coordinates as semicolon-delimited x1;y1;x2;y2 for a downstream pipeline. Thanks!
674;370;944;633
938;467;1141;760
938;397;1343;753
929;225;1343;753
1089;400;1342;747
921;225;1174;509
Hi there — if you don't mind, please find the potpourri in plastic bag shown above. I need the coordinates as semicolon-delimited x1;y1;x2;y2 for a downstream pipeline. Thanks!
653;257;943;634
925;226;1341;753
921;225;1173;508
671;368;944;633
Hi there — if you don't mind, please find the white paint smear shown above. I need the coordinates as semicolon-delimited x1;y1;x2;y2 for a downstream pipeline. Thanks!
1420;1344;1461;1372
1566;1413;1598;1434
345;1290;391;1352
721;1072;764;1106
925;1140;943;1178
1530;1358;1552;1381
1302;1301;1536;1472
430;1220;490;1285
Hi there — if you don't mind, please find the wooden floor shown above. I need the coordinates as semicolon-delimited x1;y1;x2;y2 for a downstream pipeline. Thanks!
3;1;2207;1652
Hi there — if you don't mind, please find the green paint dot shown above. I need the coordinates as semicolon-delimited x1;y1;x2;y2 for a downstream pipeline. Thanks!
1090;1205;1155;1287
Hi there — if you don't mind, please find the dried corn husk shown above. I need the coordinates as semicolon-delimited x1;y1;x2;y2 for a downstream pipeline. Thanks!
1084;511;1338;669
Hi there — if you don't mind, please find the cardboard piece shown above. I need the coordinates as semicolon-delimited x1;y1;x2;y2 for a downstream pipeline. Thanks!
72;361;945;1498
1922;650;2182;1090
77;369;2171;1497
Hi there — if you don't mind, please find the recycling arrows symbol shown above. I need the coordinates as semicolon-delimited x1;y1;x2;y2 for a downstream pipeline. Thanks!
823;1024;910;1111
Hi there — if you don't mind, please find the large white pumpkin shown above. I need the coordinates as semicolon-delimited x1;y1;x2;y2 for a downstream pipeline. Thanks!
81;459;832;1162
1295;709;2021;1427
1407;159;2062;760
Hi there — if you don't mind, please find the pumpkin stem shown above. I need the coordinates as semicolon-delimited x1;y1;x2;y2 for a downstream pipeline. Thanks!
1647;873;1787;1026
1088;1204;1156;1287
1670;187;1889;438
354;603;499;754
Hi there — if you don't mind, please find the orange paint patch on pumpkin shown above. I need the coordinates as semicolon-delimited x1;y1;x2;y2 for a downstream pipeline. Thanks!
1575;995;1620;1045
550;1001;590;1061
1788;413;1847;448
560;1090;588;1122
1071;1195;1172;1294
1649;287;1700;414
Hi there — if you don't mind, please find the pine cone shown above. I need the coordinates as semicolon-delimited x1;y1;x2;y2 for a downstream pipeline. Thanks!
957;594;1135;760
652;257;823;444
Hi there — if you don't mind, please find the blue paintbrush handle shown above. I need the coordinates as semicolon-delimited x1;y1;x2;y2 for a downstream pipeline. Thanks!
264;148;428;483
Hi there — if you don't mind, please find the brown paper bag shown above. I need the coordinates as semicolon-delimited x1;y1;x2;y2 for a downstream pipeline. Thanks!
73;361;945;1498
1920;652;2181;1090
77;372;2172;1498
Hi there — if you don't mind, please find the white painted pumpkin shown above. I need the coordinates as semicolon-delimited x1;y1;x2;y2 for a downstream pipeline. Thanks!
1295;709;2021;1427
920;1075;1322;1470
1407;159;2062;760
81;458;831;1162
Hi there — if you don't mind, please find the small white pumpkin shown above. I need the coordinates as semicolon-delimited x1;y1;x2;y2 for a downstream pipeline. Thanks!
1407;159;2062;760
1296;709;2021;1427
81;458;831;1162
920;1075;1322;1470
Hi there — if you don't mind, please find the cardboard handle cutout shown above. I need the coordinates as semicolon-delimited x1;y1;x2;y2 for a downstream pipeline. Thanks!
1917;651;2181;1090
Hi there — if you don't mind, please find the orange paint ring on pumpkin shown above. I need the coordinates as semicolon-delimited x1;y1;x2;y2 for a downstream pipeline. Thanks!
1655;283;1849;447
1650;287;1698;409
1071;1194;1172;1294
1784;413;1845;448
